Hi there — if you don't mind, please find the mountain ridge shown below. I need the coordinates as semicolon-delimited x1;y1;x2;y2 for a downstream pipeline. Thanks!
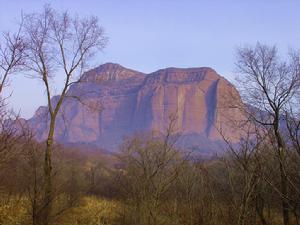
26;63;245;153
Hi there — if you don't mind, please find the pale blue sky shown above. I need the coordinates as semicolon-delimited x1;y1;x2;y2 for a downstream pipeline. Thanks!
1;0;300;118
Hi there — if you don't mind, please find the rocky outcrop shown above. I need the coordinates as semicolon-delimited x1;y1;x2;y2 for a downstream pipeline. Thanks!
27;63;245;152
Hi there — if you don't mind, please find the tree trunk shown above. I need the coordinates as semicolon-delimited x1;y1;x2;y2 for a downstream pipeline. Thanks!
275;121;289;225
279;154;289;225
42;115;56;225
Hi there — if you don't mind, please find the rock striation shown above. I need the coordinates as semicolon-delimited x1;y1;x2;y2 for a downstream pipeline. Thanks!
27;63;245;153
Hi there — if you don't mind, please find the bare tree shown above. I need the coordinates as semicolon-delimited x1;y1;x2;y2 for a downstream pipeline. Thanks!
283;106;300;224
20;131;44;225
116;116;186;225
235;43;300;225
0;112;22;168
22;5;107;225
222;123;266;225
0;16;27;186
0;18;27;144
0;19;26;95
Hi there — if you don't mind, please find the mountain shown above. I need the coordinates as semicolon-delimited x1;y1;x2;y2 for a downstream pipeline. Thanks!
27;63;245;153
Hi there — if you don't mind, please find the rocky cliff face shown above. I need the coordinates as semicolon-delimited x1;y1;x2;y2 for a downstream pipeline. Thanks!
27;63;245;152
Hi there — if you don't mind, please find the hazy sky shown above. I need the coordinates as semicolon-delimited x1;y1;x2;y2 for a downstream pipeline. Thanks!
1;0;300;118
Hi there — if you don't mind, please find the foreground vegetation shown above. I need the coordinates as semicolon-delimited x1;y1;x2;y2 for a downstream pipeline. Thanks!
0;121;300;225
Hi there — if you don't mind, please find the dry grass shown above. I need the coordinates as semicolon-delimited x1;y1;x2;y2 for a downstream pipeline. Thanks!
0;195;121;225
0;196;29;225
54;196;121;225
